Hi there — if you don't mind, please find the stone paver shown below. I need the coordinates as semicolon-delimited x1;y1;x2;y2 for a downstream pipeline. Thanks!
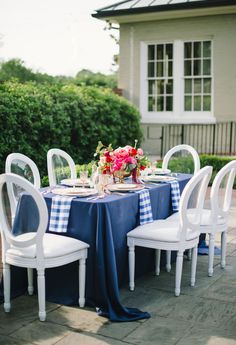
0;196;235;345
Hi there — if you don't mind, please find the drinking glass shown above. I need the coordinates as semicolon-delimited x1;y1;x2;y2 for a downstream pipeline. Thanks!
96;174;110;195
80;170;88;188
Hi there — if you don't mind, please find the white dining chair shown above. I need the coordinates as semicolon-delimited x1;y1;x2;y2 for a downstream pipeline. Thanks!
127;166;212;296
0;173;89;321
198;160;236;276
163;144;200;264
162;144;200;175
47;148;77;187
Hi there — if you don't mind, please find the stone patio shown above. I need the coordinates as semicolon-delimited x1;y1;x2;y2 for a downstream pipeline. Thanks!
0;195;236;345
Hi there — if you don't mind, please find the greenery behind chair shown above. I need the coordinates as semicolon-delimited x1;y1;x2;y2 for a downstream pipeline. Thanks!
156;154;236;188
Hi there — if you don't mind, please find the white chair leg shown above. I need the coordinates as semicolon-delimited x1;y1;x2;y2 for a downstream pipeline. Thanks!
221;231;227;269
190;246;198;287
166;250;171;272
155;249;161;276
3;263;11;312
175;250;184;297
208;233;215;277
187;249;192;261
27;268;34;295
128;245;135;291
37;268;46;321
79;258;86;307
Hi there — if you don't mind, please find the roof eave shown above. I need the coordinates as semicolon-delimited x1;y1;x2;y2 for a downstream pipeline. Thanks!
92;0;236;20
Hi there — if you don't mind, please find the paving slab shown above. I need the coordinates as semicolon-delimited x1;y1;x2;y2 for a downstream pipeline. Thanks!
175;326;236;345
0;199;235;345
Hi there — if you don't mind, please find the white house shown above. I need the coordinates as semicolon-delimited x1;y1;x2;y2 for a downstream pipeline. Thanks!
93;0;236;155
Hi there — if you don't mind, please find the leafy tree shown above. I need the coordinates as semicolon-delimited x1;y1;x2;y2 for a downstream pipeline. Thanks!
0;59;117;89
75;69;117;88
0;59;55;84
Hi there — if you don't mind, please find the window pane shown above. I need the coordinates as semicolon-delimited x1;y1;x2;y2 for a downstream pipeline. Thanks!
185;96;192;111
203;41;211;58
203;96;211;111
148;97;155;111
157;80;164;94
203;78;211;93
194;79;201;94
148;45;155;60
166;96;173;111
156;62;163;77
203;60;211;75
166;80;173;94
148;62;155;77
148;80;155;94
166;44;173;59
194;96;201;111
194;60;201;76
194;42;201;58
157;96;164;111
168;61;173;77
185;79;192;93
156;45;164;60
184;61;192;76
184;42;192;59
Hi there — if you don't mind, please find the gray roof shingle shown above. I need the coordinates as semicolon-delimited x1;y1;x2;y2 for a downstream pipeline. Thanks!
92;0;236;18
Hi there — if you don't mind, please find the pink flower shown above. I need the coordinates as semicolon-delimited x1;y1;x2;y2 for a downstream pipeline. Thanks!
124;156;137;165
137;148;143;156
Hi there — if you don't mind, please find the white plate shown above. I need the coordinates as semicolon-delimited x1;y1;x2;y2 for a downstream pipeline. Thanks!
152;168;171;175
60;178;90;187
142;175;176;182
107;184;145;192
52;187;97;197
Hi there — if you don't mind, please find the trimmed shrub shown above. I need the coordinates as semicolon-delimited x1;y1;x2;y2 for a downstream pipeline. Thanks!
157;154;236;188
0;81;142;177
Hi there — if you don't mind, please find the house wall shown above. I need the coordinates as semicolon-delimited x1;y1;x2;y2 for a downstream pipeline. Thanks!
119;14;236;155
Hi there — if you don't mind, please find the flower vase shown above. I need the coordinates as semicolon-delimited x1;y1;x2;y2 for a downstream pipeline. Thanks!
113;170;131;183
132;167;141;184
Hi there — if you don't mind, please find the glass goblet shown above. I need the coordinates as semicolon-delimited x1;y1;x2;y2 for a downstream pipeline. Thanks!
80;170;88;188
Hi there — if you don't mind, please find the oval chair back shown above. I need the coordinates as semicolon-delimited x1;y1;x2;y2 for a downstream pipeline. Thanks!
162;144;200;175
5;153;41;222
47;148;76;187
179;166;213;243
0;173;48;259
210;160;236;226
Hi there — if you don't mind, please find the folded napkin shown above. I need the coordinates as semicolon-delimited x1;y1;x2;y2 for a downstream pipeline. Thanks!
138;189;153;225
49;195;74;233
168;180;180;212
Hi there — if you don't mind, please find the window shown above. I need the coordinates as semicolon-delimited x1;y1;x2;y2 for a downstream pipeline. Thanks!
141;39;213;123
147;43;173;112
184;41;212;112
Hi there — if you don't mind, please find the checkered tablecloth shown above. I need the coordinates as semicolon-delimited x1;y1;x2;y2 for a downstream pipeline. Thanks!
49;195;74;233
138;189;153;225
168;180;180;212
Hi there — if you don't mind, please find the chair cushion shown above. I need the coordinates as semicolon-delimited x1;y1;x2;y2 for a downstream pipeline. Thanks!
168;209;226;226
7;233;89;259
127;218;198;243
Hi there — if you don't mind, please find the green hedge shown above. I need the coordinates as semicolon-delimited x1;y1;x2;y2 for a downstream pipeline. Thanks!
0;81;142;177
157;154;236;188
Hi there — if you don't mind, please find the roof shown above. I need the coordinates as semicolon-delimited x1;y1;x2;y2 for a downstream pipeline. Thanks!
92;0;236;19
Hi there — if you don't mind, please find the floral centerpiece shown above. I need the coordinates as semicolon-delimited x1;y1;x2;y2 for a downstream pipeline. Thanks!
94;140;150;183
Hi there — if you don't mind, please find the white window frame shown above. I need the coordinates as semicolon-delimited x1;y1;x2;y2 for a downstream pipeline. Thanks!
140;39;215;124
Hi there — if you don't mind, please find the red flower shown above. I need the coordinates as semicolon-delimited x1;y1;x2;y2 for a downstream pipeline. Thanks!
105;156;113;163
130;148;137;156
